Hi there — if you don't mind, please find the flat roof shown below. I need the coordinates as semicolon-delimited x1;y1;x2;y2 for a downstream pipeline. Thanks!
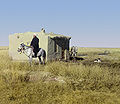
10;31;71;39
45;33;71;39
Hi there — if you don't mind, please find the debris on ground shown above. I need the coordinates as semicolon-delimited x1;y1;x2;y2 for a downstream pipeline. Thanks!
94;58;101;63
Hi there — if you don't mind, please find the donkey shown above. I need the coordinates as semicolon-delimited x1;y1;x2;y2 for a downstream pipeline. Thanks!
70;46;78;57
17;43;46;65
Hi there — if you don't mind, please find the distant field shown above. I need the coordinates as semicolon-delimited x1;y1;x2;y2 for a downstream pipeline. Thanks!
0;46;9;50
78;47;120;62
0;47;120;104
78;47;120;53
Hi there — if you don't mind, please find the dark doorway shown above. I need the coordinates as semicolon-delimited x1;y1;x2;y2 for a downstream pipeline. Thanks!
62;48;65;59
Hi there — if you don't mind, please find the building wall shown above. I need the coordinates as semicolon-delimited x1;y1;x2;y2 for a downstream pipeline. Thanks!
37;32;48;60
9;32;32;60
55;38;70;60
47;37;62;61
9;31;70;61
47;37;70;61
9;32;48;61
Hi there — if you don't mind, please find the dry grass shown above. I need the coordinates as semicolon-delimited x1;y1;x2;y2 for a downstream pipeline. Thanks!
0;46;9;50
0;47;120;104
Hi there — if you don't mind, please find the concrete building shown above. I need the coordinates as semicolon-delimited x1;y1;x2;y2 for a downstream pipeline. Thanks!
9;29;71;61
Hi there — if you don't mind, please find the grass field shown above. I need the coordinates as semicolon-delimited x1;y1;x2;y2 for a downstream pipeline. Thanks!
0;47;120;104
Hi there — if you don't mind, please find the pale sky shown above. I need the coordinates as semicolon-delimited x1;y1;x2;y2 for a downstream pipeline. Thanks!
0;0;120;47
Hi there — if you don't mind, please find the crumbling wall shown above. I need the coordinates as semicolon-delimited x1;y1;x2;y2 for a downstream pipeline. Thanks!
9;32;48;61
9;31;70;61
47;37;61;61
9;32;33;60
47;37;70;61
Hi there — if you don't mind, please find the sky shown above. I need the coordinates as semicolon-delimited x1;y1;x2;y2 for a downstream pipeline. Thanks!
0;0;120;47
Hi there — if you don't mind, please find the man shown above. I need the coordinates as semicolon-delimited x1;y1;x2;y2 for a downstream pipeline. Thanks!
30;33;39;57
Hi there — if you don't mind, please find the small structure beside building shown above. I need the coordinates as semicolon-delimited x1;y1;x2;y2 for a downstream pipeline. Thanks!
9;29;71;61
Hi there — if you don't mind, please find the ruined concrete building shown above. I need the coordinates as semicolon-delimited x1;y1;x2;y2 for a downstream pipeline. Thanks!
9;29;71;61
